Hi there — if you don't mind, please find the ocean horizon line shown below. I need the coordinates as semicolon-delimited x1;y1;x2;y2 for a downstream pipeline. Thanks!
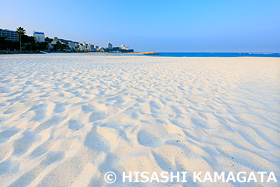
156;52;279;54
153;52;280;57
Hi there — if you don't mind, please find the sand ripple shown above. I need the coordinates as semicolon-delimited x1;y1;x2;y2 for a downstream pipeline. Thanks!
0;54;279;186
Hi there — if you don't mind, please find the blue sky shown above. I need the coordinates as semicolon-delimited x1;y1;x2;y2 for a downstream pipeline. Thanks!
1;0;279;52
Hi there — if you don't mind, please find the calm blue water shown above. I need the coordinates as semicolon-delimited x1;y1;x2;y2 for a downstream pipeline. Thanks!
156;52;280;57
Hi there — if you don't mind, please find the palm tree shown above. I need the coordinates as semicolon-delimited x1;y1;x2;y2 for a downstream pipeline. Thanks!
16;27;26;51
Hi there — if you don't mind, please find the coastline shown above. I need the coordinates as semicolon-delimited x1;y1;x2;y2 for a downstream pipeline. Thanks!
1;50;279;57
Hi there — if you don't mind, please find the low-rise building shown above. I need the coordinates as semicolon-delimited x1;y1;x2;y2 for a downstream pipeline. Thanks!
85;43;92;51
120;44;129;50
76;42;91;51
67;42;77;50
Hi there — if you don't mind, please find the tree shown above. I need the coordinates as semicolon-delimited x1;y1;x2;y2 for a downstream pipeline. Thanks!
16;27;26;51
45;37;52;43
0;36;8;50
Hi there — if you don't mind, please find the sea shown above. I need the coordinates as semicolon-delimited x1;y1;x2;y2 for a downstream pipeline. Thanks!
155;52;280;58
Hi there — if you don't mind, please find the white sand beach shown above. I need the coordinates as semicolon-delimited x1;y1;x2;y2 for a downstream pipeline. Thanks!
0;53;279;187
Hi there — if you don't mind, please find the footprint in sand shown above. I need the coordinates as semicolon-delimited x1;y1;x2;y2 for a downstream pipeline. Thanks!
137;129;159;147
54;103;67;113
84;127;110;152
68;120;84;130
191;117;209;129
149;100;162;110
30;104;47;122
81;104;106;122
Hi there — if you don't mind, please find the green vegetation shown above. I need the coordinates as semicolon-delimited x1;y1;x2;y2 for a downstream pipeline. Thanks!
45;37;52;43
0;36;19;51
55;40;69;51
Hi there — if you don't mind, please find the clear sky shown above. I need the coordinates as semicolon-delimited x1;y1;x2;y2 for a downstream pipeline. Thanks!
1;0;279;52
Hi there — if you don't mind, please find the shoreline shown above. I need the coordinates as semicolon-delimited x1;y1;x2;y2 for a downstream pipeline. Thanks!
1;52;279;58
1;50;279;58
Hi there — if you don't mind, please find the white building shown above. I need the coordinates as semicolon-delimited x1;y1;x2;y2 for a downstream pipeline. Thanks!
33;31;45;43
67;42;77;49
120;44;129;50
107;43;113;49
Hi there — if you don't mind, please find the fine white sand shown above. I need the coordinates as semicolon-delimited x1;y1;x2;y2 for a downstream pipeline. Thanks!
0;53;279;187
